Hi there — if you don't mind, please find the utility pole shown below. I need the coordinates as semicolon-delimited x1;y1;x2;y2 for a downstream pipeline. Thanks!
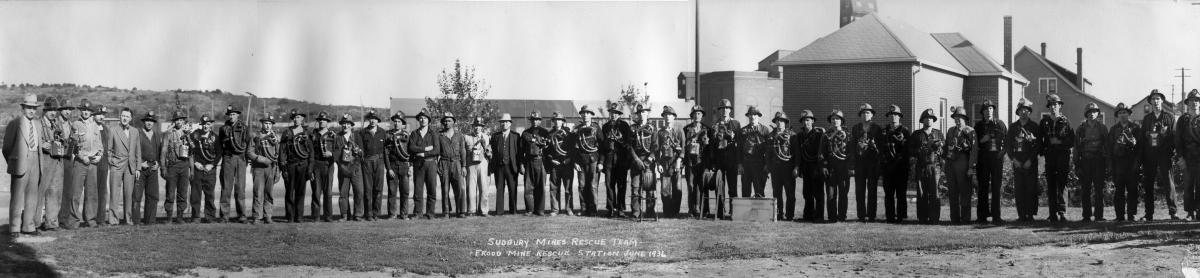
1177;67;1192;102
694;0;700;105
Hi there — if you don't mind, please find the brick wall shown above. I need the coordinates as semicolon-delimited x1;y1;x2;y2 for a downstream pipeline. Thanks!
782;62;913;128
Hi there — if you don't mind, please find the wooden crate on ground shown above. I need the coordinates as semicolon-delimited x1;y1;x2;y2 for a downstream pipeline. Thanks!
731;197;776;222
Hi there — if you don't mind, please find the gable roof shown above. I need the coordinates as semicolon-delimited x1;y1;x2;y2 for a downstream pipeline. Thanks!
930;33;1028;84
1015;46;1111;107
775;13;967;75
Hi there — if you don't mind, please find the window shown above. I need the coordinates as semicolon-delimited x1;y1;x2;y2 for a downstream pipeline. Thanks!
939;98;948;131
1038;78;1057;95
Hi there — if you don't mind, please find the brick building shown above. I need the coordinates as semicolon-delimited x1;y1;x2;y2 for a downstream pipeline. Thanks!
773;14;1027;129
1014;44;1115;123
677;67;785;123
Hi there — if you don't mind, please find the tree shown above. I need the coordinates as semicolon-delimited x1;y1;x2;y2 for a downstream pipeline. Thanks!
608;83;650;116
425;59;498;133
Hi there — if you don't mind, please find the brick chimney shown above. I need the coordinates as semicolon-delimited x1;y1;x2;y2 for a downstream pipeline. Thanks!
1040;42;1046;57
1003;16;1012;71
1076;47;1084;93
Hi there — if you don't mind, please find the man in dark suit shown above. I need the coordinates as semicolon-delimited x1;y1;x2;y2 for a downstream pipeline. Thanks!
490;113;520;215
106;108;142;225
5;94;45;237
134;111;162;225
408;110;442;219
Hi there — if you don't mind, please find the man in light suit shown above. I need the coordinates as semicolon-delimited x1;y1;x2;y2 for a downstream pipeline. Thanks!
106;108;142;225
4;94;45;237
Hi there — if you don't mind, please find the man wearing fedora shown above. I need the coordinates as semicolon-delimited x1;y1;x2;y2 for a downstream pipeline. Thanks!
334;114;365;221
312;112;338;221
546;112;575;216
490;113;521;215
850;103;882;221
766;111;797;221
879;105;910;223
37;97;69;230
408;111;442;219
738;106;771;198
134;110;161;225
520;111;550;216
573;106;602;216
465;116;491;217
247;113;280;224
360;110;390;221
710;99;741;219
682;105;710;219
944;106;975;224
384;111;411;219
1176;90;1200;220
5;94;46;236
657;106;685;218
189;115;221;223
824;109;851;222
1040;94;1075;222
975;100;1007;223
1140;89;1180;221
600;103;632;218
217;105;250;223
795;110;825;222
1075;102;1109;221
1008;98;1042;222
161;109;192;224
911;109;944;223
280;109;314;223
438;112;468;218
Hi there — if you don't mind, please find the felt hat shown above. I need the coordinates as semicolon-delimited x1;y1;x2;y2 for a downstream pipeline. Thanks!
19;94;40;108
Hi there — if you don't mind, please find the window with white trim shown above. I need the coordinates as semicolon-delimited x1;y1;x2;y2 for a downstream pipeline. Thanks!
1038;78;1057;95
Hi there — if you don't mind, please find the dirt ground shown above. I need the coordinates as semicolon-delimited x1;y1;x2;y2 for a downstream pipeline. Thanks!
88;239;1194;277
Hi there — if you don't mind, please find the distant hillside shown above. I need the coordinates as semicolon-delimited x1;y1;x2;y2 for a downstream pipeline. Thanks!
0;83;384;126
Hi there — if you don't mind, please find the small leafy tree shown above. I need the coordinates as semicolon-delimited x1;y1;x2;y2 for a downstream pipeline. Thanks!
609;83;650;116
426;59;498;133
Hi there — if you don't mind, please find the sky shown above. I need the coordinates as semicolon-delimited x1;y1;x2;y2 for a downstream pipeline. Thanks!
1;0;1197;107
